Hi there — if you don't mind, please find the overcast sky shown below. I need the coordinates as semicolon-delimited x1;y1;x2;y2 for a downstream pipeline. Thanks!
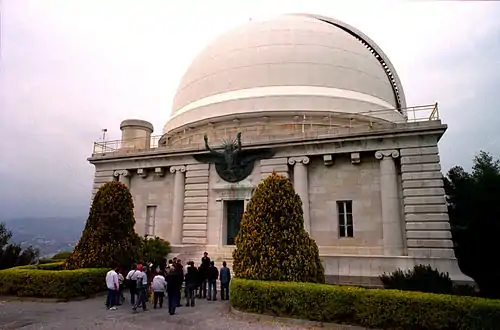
1;1;500;219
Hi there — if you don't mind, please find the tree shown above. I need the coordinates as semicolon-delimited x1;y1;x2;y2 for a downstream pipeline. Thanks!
232;171;325;283
445;151;500;298
65;181;142;270
0;222;39;269
140;236;171;270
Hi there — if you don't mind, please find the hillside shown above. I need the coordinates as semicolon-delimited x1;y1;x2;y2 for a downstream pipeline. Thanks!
2;216;85;258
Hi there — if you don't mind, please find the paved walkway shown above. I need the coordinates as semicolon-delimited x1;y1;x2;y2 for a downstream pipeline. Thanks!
0;295;339;330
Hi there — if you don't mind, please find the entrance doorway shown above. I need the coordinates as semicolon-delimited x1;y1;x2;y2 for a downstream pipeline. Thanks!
225;200;245;245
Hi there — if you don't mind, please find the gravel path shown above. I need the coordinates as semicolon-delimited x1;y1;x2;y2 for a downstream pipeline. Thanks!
0;295;337;330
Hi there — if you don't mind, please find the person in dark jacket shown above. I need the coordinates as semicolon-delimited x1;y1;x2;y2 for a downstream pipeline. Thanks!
184;261;199;307
165;268;181;315
219;261;231;300
174;260;183;307
198;252;211;298
207;261;219;301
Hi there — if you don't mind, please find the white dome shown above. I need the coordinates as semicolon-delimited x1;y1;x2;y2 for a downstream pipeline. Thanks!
164;14;406;133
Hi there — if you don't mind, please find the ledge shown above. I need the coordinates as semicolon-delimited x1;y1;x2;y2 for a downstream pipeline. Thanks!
230;306;370;329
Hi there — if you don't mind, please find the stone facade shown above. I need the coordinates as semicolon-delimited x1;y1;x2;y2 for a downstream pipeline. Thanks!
88;119;471;286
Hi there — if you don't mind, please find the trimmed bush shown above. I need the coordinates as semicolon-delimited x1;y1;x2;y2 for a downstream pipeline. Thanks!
51;251;72;260
65;181;142;270
232;171;324;283
231;278;500;329
0;267;108;299
36;261;64;271
39;258;64;265
380;264;454;294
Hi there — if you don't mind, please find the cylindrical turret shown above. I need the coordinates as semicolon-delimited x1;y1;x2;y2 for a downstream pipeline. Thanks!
120;119;154;150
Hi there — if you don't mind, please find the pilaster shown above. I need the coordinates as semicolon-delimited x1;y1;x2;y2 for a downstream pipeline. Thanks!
375;150;405;256
288;156;311;233
183;163;210;244
113;169;131;188
170;165;186;245
400;146;455;258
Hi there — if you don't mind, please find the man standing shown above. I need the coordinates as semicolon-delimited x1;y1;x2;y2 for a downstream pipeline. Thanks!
219;261;231;301
207;261;218;301
133;264;148;312
199;252;211;298
166;267;181;315
105;266;120;310
184;261;199;307
152;271;167;309
125;264;140;307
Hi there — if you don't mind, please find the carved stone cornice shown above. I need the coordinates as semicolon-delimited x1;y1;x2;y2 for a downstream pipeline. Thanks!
170;165;186;174
113;169;130;177
288;156;310;166
375;149;400;160
137;168;147;178
154;167;165;177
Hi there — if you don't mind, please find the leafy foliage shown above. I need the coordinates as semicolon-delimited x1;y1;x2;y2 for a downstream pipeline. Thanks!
140;236;171;267
231;278;500;330
380;264;454;294
445;151;500;298
232;171;325;283
0;222;39;270
0;266;108;299
65;181;142;270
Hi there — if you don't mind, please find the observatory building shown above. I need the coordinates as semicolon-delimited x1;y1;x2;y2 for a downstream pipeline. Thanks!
89;14;468;285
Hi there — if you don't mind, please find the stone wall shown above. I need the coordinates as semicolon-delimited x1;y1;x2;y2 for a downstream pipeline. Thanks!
90;169;115;202
130;170;174;239
260;157;289;180
400;146;454;258
183;164;210;244
308;154;384;254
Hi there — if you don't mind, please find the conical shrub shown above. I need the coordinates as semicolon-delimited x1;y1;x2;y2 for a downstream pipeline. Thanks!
232;171;325;283
65;181;141;269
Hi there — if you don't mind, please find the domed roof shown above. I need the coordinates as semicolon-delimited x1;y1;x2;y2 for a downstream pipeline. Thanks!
164;13;406;133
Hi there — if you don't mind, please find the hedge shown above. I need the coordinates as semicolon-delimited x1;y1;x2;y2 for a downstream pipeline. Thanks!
36;261;64;271
230;278;500;329
0;267;108;299
38;258;64;265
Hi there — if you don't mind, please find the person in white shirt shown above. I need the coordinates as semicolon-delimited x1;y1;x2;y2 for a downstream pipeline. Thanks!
105;266;120;310
132;264;148;312
125;264;141;307
152;272;167;309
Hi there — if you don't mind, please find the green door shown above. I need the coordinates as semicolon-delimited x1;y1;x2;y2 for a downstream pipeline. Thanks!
226;200;245;245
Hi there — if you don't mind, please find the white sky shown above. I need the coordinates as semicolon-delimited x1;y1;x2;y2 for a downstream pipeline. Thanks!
1;0;500;218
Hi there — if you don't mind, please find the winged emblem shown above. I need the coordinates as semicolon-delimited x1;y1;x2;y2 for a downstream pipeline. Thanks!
193;132;274;183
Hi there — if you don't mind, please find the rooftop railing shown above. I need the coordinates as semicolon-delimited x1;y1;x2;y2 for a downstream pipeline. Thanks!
92;103;440;156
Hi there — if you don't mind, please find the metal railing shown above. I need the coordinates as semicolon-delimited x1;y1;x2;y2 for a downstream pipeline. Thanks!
92;103;440;156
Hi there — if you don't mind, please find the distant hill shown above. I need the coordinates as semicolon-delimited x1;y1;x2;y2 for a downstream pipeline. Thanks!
2;216;85;258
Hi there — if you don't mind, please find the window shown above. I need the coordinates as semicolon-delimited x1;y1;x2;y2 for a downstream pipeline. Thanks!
225;200;245;245
337;201;353;238
145;205;157;237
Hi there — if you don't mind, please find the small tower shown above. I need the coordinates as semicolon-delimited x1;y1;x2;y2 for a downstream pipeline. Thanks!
120;119;154;150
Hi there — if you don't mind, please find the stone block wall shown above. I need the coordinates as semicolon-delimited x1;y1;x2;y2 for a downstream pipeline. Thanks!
400;146;454;258
129;171;174;239
183;164;210;244
260;157;289;180
90;169;115;202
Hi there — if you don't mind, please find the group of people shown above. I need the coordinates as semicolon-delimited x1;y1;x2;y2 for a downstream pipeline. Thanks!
105;252;231;315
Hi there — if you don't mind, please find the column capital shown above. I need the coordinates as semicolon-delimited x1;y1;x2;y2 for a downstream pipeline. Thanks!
375;150;400;160
170;165;186;174
288;156;310;166
113;169;130;177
